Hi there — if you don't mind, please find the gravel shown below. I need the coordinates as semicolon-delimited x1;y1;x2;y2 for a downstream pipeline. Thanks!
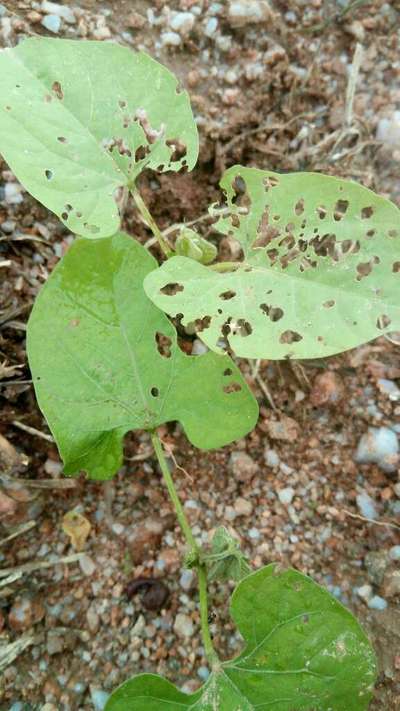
354;426;399;472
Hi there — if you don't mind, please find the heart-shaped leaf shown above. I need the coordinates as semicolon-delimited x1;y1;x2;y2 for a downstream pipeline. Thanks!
0;39;198;238
144;166;400;359
27;233;258;479
105;564;377;710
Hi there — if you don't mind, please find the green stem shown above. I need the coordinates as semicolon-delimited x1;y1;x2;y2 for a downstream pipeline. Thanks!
132;187;173;258
198;564;219;666
150;431;197;551
150;430;219;667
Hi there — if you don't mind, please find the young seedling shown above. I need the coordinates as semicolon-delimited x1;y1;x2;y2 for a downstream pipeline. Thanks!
1;37;399;709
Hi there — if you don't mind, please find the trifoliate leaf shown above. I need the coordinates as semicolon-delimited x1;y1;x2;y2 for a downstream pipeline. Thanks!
144;166;400;359
0;39;198;238
105;564;377;710
27;233;258;479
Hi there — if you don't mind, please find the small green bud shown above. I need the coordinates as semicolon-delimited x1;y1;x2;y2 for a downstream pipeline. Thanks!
175;228;218;265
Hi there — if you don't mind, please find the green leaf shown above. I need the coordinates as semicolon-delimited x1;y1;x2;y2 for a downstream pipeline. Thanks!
144;165;400;359
26;233;258;479
175;228;218;265
205;526;251;582
105;564;377;710
0;39;198;238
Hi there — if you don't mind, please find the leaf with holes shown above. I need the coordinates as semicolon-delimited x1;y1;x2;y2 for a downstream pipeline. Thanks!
105;564;377;711
144;166;400;359
0;38;198;238
27;233;258;479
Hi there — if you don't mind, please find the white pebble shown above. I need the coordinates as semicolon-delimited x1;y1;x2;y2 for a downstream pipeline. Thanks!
367;595;387;611
41;1;75;23
174;613;194;638
355;427;399;473
376;111;400;146
278;487;295;505
161;31;182;47
264;449;280;467
204;17;218;37
355;583;373;601
90;688;110;711
389;546;400;561
170;12;195;36
356;491;378;520
180;569;195;591
41;14;61;33
5;182;23;204
79;554;96;577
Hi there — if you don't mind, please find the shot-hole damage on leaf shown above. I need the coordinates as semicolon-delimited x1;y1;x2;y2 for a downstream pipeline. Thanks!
280;329;303;344
0;38;199;238
160;282;184;295
155;332;172;358
144;165;400;359
377;314;391;329
27;232;258;479
51;80;63;99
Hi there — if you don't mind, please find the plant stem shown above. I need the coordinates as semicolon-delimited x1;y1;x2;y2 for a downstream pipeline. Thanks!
150;430;219;666
197;564;219;666
131;187;173;258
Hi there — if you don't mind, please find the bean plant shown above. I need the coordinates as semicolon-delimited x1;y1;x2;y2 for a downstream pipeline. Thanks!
1;38;399;710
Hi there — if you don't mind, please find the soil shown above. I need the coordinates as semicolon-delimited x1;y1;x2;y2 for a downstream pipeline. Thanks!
0;0;399;709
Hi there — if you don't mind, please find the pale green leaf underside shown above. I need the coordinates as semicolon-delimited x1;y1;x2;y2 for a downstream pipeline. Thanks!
144;166;400;359
105;564;377;711
0;39;198;238
27;233;258;479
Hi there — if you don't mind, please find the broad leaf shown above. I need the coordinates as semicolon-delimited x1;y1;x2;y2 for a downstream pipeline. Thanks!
105;564;377;710
0;39;198;238
144;166;400;359
27;233;258;479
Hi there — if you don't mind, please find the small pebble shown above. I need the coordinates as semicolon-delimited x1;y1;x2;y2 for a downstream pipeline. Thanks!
376;111;400;146
79;553;96;576
90;688;110;711
278;487;295;505
264;449;280;467
234;497;253;516
389;546;400;561
41;1;75;23
41;14;61;33
367;595;387;611
161;31;181;47
204;17;218;37
5;182;23;204
355;427;399;473
355;584;373;602
356;491;378;520
174;613;194;638
180;569;195;591
170;12;195;35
